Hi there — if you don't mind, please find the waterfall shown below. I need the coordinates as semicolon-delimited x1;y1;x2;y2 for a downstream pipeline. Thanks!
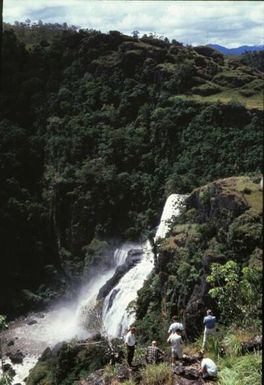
102;240;154;337
155;194;187;240
101;193;187;338
1;194;186;384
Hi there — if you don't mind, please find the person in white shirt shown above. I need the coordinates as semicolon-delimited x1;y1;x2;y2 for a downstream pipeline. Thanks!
168;316;184;334
124;326;136;367
167;329;183;364
200;357;218;378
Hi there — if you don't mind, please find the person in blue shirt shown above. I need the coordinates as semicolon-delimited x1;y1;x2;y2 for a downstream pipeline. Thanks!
202;309;216;352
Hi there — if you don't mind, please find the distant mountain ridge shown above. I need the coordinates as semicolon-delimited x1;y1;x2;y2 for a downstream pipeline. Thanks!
207;44;264;55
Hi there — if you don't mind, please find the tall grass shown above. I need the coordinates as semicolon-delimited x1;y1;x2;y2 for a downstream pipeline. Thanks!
120;381;136;385
218;353;262;385
222;334;242;357
140;363;173;385
103;363;118;381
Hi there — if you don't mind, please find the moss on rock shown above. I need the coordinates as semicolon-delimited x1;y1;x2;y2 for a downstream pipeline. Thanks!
26;337;112;385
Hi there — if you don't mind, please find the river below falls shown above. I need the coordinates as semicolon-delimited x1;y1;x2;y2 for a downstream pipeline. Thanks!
0;267;117;385
1;307;90;384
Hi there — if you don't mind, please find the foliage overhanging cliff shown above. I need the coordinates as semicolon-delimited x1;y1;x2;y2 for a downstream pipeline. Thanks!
0;23;263;313
135;176;262;341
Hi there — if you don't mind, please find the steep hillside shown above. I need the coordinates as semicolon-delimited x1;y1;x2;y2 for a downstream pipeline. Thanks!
0;25;263;314
135;176;262;341
24;175;262;385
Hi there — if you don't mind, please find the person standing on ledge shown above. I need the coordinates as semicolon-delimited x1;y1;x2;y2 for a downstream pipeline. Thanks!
202;309;217;352
167;328;183;366
124;326;137;368
168;315;184;334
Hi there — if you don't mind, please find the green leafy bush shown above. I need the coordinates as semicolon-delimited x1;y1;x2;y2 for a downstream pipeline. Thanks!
207;261;262;326
0;375;12;385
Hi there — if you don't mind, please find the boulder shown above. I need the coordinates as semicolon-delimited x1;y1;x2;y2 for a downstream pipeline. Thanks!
26;319;38;325
7;350;24;364
241;335;262;353
174;367;200;379
3;363;16;377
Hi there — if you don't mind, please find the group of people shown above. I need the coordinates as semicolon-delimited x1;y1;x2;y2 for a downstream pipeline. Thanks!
124;309;218;379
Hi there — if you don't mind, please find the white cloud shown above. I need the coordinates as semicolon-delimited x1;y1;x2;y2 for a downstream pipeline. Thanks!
3;0;264;47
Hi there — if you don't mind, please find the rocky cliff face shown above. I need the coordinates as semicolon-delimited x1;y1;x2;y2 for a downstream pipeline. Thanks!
135;176;262;340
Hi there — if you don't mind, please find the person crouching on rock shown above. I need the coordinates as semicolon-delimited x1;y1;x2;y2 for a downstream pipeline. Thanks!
167;328;183;366
199;355;218;379
145;341;164;364
124;326;136;368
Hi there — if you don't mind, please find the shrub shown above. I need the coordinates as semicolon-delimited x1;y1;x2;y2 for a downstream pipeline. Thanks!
239;89;255;97
122;380;136;385
192;83;222;96
207;261;262;326
0;375;12;385
0;315;7;331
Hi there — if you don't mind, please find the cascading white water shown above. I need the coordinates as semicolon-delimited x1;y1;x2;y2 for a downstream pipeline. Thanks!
102;193;187;338
102;240;154;337
1;194;186;384
113;246;133;266
155;194;187;240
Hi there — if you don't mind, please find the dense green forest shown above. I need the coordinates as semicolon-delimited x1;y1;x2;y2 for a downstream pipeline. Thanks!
0;21;262;385
0;21;263;314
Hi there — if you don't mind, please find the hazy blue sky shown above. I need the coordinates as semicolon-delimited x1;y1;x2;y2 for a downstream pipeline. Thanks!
3;1;264;47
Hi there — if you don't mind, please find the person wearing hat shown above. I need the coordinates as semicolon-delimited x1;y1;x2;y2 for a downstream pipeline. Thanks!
124;326;137;367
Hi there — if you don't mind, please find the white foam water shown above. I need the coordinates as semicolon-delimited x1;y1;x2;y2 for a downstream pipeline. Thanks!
155;194;187;240
102;194;187;338
2;267;118;384
102;240;154;337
